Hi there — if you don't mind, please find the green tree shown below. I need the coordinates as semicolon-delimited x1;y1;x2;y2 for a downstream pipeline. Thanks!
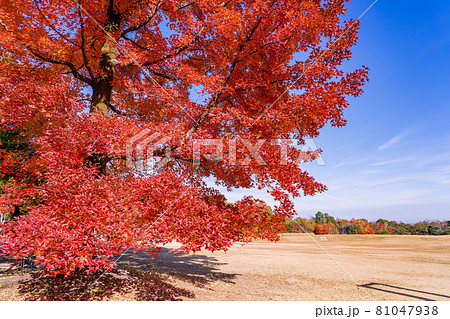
314;212;324;224
325;213;337;225
376;218;388;225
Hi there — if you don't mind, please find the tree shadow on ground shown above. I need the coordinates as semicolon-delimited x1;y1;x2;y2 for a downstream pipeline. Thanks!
118;247;238;287
10;247;237;300
17;268;194;301
359;283;450;301
0;255;15;272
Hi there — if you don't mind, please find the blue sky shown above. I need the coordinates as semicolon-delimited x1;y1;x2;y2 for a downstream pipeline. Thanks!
219;0;450;223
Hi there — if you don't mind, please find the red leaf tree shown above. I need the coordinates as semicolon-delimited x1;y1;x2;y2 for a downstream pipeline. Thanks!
0;0;368;275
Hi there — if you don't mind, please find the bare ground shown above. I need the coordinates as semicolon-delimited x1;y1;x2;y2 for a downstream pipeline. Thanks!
1;234;449;300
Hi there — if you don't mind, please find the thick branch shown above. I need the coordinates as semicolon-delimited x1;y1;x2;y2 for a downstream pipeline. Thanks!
107;102;143;117
154;16;266;163
121;1;163;36
178;1;196;10
122;34;153;51
150;69;178;81
26;47;93;86
184;15;265;135
78;0;95;80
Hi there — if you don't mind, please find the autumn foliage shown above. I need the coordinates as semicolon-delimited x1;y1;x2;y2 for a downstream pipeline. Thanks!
0;0;368;275
285;213;397;235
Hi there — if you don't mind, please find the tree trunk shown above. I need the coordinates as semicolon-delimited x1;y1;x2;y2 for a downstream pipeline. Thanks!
89;0;121;116
87;1;121;173
90;42;118;115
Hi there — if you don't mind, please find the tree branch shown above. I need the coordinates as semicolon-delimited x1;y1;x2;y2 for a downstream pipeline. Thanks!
142;27;204;66
122;34;153;51
121;1;163;36
26;47;93;86
32;0;78;47
162;15;266;156
150;69;178;81
78;0;95;80
107;102;141;117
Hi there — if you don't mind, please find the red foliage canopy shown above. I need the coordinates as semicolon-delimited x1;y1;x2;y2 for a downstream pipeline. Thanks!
0;0;368;275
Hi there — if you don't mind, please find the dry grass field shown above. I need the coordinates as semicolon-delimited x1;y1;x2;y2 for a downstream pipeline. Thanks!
1;234;449;300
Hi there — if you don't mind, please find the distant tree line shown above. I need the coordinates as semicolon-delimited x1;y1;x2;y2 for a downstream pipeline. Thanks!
284;212;450;235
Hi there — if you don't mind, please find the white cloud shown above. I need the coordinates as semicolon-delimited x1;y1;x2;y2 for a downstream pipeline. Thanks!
377;132;409;150
369;157;416;166
333;156;372;168
361;169;384;174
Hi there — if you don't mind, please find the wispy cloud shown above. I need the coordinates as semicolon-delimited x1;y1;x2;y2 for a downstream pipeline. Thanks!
333;156;371;168
370;157;416;166
361;169;384;174
413;151;450;167
377;132;409;150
